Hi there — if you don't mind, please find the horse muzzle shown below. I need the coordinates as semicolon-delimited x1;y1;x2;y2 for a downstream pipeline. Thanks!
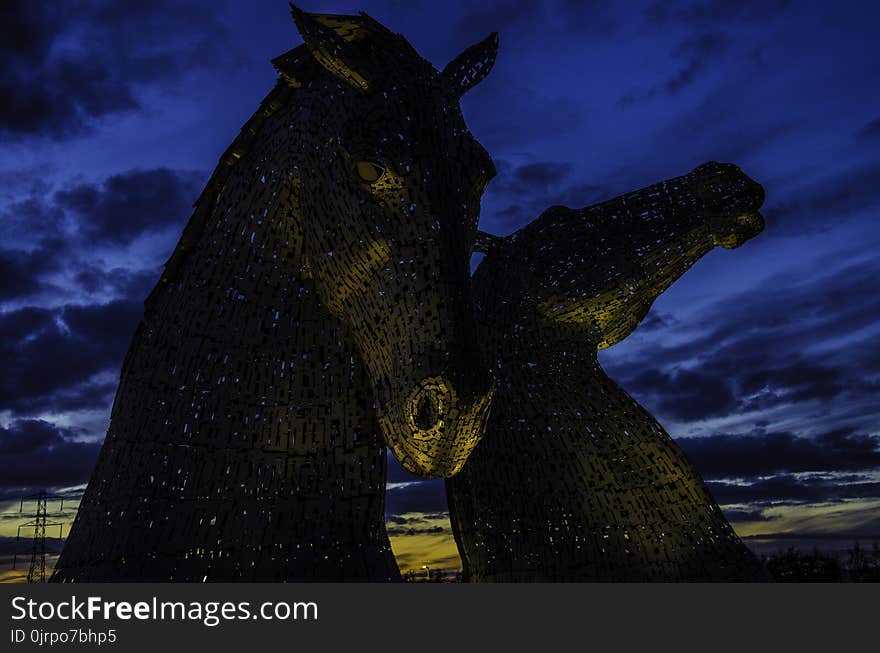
380;374;495;478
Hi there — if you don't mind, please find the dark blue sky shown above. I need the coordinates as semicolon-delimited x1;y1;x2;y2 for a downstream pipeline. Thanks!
1;0;879;559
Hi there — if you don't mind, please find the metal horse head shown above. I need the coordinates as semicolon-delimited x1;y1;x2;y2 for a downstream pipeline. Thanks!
277;7;498;477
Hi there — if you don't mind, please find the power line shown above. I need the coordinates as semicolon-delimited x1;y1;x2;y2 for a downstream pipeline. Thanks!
14;491;68;583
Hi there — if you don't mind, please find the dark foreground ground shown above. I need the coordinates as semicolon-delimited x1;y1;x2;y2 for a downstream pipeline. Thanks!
3;541;879;583
403;542;880;582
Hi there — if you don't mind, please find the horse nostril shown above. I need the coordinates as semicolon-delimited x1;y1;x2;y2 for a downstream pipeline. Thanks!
406;376;454;433
413;388;442;431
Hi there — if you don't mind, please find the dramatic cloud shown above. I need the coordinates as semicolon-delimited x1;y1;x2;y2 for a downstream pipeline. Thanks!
707;475;880;506
1;195;66;242
604;252;880;432
0;2;132;138
638;311;676;332
0;0;878;553
386;523;447;537
737;362;847;413
723;508;777;523
386;455;450;519
0;420;101;498
510;161;574;192
0;247;57;301
55;168;200;244
764;159;880;235
484;161;608;233
0;300;142;414
0;166;201;512
0;168;198;306
619;31;730;106
679;429;880;479
386;480;448;518
71;265;158;301
627;367;737;421
0;0;240;139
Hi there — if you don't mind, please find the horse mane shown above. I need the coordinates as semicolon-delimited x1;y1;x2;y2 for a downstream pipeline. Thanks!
144;12;395;312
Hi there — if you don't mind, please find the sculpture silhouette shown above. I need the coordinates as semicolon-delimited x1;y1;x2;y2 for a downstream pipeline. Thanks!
53;8;772;583
447;162;771;581
52;8;498;582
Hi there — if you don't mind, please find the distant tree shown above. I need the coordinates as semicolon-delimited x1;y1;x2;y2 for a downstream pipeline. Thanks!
764;547;843;582
847;542;867;581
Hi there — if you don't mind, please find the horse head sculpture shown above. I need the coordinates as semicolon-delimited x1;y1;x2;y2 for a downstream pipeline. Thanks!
690;161;765;250
276;8;498;477
476;161;765;349
448;162;768;581
54;8;500;582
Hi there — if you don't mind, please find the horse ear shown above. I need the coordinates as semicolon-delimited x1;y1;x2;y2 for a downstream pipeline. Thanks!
440;33;499;100
289;4;371;91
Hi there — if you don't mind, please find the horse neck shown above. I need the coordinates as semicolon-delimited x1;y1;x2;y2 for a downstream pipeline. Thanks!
126;83;384;469
56;79;400;581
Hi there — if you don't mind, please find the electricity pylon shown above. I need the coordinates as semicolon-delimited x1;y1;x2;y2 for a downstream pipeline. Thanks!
14;491;67;583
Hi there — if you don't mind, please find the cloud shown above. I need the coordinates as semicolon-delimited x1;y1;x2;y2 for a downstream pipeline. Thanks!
10;377;119;416
386;524;447;537
386;454;451;519
483;161;608;234
764;159;880;235
386;454;424;485
0;167;197;307
665;31;730;94
55;168;200;245
0;0;874;551
639;310;676;331
0;2;133;138
707;474;880;506
857;117;880;141
0;420;102;498
619;31;729;106
737;361;845;412
71;265;158;300
646;0;791;26
626;367;737;421
0;536;64;557
510;162;574;191
679;429;880;479
0;247;59;301
386;512;449;526
386;479;448;518
489;160;574;202
0;166;199;440
724;508;777;522
654;90;796;165
1;194;66;242
0;300;142;414
0;0;240;140
604;253;880;430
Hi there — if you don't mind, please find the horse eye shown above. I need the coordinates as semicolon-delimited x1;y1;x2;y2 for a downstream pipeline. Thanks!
354;161;384;183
